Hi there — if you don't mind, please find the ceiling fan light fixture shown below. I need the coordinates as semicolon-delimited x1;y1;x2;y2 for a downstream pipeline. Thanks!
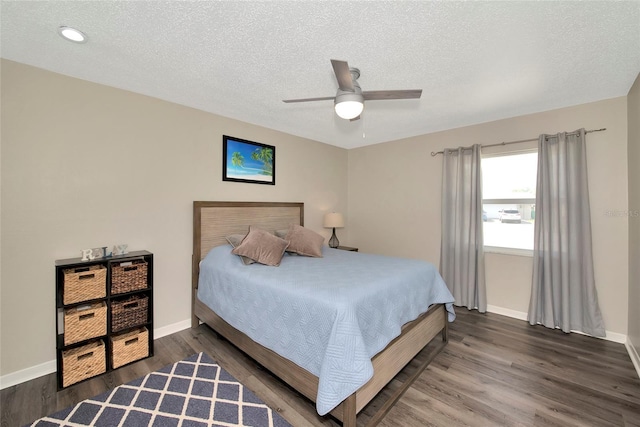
282;60;421;121
334;93;364;120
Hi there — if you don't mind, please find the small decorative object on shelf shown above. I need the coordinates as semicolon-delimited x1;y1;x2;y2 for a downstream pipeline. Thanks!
55;250;153;389
80;243;129;261
80;248;98;261
112;244;128;256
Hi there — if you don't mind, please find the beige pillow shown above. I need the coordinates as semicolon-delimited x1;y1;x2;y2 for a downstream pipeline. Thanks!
231;226;289;266
226;234;255;265
284;224;324;257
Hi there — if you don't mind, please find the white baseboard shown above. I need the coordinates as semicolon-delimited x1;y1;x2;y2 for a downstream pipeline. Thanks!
486;304;528;321
602;331;627;344
154;319;192;340
0;359;57;390
486;304;627;343
487;305;637;377
0;318;192;390
626;337;640;379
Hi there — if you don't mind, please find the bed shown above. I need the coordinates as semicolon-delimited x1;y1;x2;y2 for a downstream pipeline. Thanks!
192;201;455;426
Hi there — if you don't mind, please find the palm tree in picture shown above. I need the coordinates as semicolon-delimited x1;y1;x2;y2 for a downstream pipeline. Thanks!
231;151;244;171
251;147;273;176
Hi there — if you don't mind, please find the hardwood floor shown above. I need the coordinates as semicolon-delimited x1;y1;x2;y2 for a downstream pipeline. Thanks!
2;309;639;426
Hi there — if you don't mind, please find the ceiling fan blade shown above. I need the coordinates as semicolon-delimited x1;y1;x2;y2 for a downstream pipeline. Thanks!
363;89;422;101
331;59;354;92
282;96;335;103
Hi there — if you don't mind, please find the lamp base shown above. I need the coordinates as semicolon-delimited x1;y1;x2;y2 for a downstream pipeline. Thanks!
328;228;340;248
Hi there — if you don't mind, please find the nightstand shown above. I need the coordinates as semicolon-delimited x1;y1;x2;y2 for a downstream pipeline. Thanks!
336;246;358;252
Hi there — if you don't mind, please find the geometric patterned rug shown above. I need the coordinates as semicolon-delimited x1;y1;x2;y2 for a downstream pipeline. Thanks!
27;352;292;427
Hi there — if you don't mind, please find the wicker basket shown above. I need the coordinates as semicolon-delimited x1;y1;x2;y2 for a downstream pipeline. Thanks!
62;340;106;387
111;295;148;332
111;259;148;294
64;302;107;345
111;327;149;368
63;265;106;305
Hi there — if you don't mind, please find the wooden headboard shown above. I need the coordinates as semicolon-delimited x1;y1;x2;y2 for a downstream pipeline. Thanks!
191;201;304;324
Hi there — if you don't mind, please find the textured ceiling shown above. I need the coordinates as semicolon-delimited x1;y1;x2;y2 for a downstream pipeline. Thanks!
1;1;639;149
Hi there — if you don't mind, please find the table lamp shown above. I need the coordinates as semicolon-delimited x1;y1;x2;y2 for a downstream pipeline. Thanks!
323;212;344;248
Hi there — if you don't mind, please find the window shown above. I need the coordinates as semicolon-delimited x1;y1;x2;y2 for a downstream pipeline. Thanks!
482;151;538;254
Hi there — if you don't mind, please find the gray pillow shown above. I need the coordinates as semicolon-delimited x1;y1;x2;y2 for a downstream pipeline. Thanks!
231;226;289;266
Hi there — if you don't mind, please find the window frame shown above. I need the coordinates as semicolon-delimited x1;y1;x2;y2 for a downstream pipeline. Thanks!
481;149;538;257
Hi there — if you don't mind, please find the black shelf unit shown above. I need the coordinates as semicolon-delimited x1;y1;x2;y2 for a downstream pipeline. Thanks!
55;250;154;389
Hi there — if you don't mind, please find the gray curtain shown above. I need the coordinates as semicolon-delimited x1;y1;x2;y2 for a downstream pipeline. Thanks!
440;144;486;312
528;129;605;337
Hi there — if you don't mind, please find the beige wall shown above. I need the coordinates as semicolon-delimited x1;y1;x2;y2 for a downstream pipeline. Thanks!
0;60;348;376
349;97;629;336
628;73;640;357
1;58;634;381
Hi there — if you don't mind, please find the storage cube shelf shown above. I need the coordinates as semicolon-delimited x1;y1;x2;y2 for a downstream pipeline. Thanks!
55;250;154;389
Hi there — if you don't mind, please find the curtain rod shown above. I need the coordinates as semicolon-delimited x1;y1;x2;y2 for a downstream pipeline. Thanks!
430;128;607;157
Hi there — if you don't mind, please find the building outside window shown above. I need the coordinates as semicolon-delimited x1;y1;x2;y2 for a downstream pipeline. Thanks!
482;151;538;254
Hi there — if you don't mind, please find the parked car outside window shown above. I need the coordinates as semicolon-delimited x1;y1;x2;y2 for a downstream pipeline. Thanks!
499;209;521;223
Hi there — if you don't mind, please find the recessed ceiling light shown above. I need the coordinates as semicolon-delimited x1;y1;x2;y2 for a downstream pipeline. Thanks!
58;26;87;43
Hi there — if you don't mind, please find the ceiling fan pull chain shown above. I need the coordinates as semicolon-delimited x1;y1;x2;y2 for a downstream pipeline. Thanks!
362;115;366;138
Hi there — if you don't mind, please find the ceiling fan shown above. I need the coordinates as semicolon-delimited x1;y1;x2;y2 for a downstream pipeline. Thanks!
282;59;422;121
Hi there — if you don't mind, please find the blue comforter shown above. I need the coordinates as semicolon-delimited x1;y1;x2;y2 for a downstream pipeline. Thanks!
197;245;455;415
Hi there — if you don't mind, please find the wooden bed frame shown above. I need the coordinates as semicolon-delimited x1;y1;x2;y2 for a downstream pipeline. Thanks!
192;201;448;426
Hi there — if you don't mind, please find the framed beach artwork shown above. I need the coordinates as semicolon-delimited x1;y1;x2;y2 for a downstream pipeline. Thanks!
222;135;275;185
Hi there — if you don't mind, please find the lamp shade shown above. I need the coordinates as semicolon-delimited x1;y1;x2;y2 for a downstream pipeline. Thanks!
334;92;364;120
334;101;363;120
323;212;344;228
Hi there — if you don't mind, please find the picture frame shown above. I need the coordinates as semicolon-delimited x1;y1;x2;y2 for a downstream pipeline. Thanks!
222;135;275;185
